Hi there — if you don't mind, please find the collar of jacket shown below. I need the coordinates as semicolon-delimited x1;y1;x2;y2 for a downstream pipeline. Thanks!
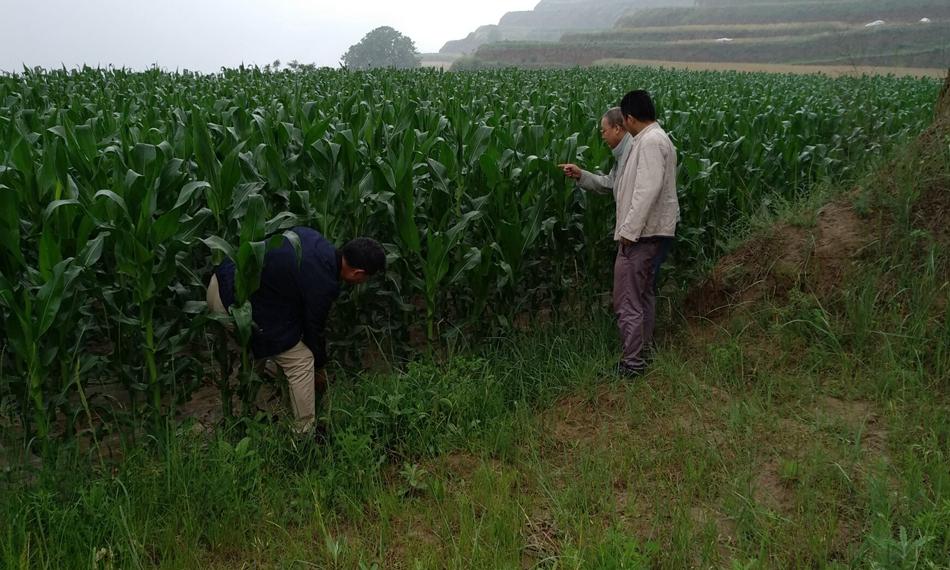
633;122;660;140
612;133;632;159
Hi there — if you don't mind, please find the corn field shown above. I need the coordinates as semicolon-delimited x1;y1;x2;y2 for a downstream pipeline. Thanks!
0;66;939;440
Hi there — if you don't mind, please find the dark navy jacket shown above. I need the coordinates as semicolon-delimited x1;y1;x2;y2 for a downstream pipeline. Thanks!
214;227;340;367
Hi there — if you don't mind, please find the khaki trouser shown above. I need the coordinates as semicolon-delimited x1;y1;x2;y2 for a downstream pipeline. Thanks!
207;274;321;433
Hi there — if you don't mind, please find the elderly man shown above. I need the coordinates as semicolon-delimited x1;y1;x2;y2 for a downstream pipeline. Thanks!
562;108;672;296
207;228;386;432
559;106;631;193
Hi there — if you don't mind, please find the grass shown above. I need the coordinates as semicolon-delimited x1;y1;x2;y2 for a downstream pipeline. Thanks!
2;105;949;569
2;253;947;566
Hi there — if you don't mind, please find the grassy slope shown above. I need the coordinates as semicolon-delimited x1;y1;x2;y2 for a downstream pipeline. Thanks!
2;84;949;570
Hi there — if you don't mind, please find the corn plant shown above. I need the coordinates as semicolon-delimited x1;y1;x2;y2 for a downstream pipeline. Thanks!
0;66;940;441
0;185;104;440
202;193;301;417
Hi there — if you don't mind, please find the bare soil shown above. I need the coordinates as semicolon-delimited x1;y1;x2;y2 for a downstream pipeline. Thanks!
816;396;888;454
541;388;628;445
685;198;871;319
753;458;796;514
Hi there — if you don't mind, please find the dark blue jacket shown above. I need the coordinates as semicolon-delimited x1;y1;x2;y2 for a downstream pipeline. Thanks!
214;227;340;367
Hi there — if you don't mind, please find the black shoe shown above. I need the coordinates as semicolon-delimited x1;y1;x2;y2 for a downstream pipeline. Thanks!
615;363;645;379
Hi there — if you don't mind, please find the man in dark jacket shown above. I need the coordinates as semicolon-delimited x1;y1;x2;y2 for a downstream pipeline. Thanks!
206;228;385;433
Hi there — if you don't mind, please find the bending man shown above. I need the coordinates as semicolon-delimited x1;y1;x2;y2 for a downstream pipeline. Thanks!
207;228;386;432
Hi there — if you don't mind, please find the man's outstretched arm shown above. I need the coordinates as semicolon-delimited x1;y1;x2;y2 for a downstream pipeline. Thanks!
559;163;613;194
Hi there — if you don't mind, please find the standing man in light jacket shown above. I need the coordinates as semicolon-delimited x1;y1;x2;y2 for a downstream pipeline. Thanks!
559;107;671;294
611;90;679;377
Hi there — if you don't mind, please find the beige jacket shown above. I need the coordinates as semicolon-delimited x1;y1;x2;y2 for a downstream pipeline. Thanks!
613;122;679;242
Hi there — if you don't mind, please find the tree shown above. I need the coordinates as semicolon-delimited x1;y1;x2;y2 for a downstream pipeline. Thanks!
341;26;421;70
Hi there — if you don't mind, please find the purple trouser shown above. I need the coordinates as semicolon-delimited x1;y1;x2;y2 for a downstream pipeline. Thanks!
613;239;665;370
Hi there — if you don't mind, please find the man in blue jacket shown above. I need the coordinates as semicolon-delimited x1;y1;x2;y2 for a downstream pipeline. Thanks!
206;228;386;434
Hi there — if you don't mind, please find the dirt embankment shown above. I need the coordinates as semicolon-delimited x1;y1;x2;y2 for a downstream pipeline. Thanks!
937;72;950;119
685;200;871;318
687;71;950;320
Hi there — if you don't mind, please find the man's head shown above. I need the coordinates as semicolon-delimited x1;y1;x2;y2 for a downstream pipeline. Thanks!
600;107;626;149
340;237;386;285
620;90;657;135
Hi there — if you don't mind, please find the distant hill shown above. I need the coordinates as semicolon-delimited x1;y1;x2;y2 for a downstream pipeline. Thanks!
455;0;950;70
617;0;950;27
439;0;692;55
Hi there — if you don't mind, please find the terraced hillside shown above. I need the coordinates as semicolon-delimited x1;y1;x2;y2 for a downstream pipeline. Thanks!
439;0;691;56
458;0;950;70
620;0;949;26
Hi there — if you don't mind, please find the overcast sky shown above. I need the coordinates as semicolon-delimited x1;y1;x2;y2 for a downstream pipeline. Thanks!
0;0;538;72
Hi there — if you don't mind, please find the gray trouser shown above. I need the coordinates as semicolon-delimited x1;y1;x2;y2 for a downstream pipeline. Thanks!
613;240;664;370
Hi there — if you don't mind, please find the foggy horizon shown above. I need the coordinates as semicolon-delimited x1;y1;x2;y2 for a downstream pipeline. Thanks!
0;0;539;73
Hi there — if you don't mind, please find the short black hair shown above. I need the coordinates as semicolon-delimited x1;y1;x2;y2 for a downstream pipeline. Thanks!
620;90;656;122
341;238;386;275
